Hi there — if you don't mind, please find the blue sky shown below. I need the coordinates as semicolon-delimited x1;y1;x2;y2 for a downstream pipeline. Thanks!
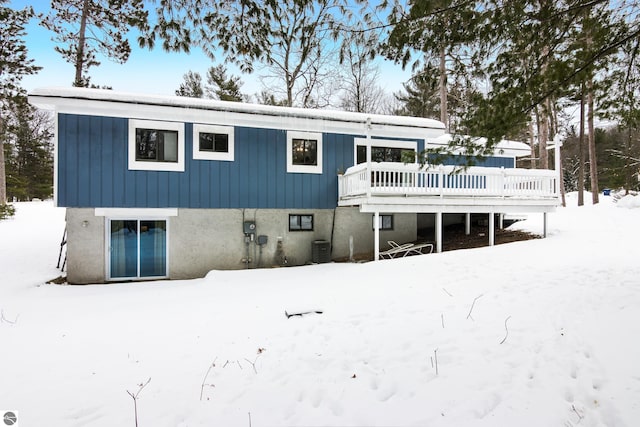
13;0;410;101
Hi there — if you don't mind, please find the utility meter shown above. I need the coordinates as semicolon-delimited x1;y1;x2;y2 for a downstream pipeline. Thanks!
243;221;256;234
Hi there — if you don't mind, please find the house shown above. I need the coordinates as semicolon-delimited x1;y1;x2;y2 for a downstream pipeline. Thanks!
29;87;559;284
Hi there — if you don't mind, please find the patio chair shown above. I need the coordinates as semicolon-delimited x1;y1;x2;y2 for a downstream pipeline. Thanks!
379;242;413;259
405;242;434;256
380;240;434;259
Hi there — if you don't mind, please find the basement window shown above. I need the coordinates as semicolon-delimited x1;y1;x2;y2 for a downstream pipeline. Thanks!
289;214;314;231
193;123;234;161
129;119;185;172
373;214;393;230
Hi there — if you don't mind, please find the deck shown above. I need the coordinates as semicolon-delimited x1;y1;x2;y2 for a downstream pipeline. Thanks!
338;162;560;214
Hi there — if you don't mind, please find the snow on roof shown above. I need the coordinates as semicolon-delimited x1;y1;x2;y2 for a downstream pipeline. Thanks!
430;133;531;158
29;87;446;131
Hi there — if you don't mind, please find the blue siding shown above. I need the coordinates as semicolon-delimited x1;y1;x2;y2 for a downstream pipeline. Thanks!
57;115;354;209
435;154;515;168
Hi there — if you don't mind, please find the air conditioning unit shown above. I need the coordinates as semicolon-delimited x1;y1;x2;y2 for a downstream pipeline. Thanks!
311;240;331;264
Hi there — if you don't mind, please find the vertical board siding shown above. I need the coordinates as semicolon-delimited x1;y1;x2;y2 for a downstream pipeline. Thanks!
434;154;515;169
58;114;355;209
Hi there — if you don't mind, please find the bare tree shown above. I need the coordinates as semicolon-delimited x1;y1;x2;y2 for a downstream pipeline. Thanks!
339;30;385;113
143;0;346;108
258;1;342;107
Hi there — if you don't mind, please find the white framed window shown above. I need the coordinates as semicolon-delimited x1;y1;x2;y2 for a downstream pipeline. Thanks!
354;138;417;165
193;123;234;161
287;131;323;174
128;119;185;172
106;217;169;281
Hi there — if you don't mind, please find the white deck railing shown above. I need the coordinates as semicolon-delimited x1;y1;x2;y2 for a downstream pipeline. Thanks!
338;162;559;200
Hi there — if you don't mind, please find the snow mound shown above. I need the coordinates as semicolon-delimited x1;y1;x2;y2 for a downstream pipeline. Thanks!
616;194;640;209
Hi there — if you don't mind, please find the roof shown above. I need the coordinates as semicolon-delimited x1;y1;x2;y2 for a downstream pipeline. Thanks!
430;134;531;158
28;87;446;139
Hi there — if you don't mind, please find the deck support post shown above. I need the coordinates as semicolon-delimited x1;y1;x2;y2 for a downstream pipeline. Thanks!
499;213;504;229
489;212;495;246
374;211;380;261
435;211;443;253
543;212;547;238
465;213;471;235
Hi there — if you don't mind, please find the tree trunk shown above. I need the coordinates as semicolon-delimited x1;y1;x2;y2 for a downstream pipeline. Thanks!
625;129;632;195
439;47;448;128
529;118;537;169
578;85;585;207
587;77;599;204
538;106;549;169
0;128;6;204
559;147;566;207
74;0;90;87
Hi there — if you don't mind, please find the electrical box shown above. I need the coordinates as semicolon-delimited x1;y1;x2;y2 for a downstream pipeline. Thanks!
257;235;268;245
243;221;256;234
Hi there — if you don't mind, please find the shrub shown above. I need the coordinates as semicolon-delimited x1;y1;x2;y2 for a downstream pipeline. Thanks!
0;203;16;220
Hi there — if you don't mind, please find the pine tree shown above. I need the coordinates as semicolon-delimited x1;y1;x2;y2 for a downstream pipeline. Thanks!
382;0;637;163
4;99;54;201
393;64;440;118
600;36;640;194
0;1;40;210
205;65;244;102
175;71;204;98
41;0;148;87
255;90;288;106
384;0;481;128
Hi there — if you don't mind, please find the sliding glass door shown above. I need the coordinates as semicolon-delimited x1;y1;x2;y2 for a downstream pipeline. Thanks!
109;219;167;280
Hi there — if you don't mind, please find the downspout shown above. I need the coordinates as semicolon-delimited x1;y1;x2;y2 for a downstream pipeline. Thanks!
553;133;563;205
366;117;372;199
366;117;379;261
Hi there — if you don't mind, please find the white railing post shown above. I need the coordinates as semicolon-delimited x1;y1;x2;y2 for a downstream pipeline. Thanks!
337;162;559;202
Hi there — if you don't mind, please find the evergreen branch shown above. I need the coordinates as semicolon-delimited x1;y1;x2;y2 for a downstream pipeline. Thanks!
522;24;640;117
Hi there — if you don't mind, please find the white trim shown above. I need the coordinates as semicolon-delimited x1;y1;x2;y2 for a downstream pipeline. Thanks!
53;112;59;206
128;119;185;172
95;208;178;217
192;123;234;161
374;211;380;261
354;138;418;166
287;131;323;174
29;88;446;140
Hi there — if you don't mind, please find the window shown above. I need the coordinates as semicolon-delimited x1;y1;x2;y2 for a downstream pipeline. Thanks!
108;219;168;280
129;119;185;172
292;139;317;166
357;146;415;164
289;214;314;231
373;214;393;230
193;123;234;161
287;131;323;174
354;138;417;165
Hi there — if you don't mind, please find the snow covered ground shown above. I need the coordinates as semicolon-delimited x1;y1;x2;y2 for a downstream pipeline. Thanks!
0;194;639;427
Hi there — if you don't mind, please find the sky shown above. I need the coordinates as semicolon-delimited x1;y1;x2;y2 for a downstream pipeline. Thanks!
12;0;411;101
